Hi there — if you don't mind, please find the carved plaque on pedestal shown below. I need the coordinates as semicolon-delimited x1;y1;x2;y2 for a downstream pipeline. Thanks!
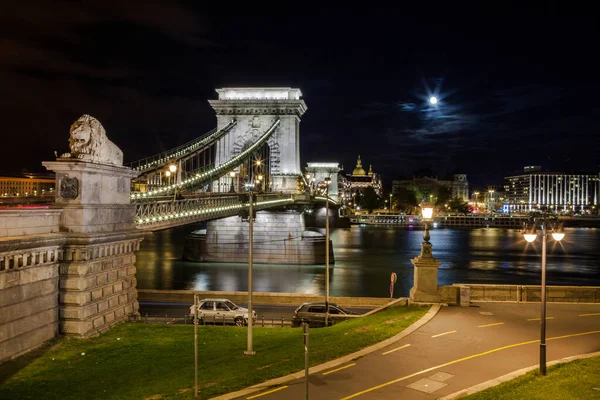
60;177;79;199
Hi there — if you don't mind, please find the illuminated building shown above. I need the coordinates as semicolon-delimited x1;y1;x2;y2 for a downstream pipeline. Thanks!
504;166;599;214
0;173;55;197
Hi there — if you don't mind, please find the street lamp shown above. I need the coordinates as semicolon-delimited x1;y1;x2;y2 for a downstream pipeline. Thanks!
389;193;393;214
323;177;332;326
244;192;256;356
421;202;434;239
523;216;565;375
229;171;236;193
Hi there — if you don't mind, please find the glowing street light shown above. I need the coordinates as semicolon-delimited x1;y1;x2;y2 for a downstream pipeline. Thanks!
429;96;438;105
522;216;565;375
323;176;332;327
229;171;236;193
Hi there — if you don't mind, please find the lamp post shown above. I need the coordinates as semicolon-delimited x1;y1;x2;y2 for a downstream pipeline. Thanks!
389;193;393;214
245;192;256;356
523;216;565;375
229;171;236;193
324;177;332;326
169;164;178;200
409;201;441;303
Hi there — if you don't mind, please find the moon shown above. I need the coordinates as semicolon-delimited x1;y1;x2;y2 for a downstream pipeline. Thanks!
429;96;438;105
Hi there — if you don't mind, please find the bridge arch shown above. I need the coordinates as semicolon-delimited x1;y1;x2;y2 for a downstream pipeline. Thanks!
209;88;307;193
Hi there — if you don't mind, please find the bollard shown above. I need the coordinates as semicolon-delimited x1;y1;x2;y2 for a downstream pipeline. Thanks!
281;317;284;327
165;314;167;324
223;315;225;326
145;313;148;324
213;315;216;325
261;317;264;327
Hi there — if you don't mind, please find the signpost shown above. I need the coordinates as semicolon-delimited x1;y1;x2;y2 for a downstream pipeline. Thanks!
390;272;397;299
303;322;310;400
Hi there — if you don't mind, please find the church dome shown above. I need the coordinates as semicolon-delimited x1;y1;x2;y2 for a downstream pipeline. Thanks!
352;155;366;176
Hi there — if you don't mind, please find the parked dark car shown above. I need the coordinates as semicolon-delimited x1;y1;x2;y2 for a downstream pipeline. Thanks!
291;302;356;327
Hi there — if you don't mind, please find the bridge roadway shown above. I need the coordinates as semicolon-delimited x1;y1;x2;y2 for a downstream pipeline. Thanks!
223;302;600;400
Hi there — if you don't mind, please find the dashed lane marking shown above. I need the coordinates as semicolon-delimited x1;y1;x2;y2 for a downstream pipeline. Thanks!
431;330;457;338
246;386;288;399
382;344;411;355
527;317;554;321
323;363;356;376
340;330;600;400
579;313;600;317
478;322;505;328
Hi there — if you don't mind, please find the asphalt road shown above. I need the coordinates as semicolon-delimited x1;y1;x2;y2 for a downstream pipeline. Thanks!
229;302;600;400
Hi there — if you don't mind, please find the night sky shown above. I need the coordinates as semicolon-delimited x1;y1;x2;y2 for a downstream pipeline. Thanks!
2;5;599;188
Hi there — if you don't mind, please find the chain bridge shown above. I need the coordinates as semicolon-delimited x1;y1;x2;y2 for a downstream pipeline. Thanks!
129;88;310;231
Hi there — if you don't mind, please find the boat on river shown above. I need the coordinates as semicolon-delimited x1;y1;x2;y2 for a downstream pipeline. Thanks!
348;213;421;226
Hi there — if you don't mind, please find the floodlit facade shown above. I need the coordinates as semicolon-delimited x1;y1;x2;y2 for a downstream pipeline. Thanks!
0;174;55;197
504;166;600;214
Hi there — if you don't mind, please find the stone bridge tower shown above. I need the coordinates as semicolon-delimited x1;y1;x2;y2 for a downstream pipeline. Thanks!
209;88;307;194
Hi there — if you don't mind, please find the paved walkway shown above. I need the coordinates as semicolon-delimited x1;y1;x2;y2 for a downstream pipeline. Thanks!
219;302;600;400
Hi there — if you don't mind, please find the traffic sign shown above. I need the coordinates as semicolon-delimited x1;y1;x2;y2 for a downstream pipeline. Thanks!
390;272;397;284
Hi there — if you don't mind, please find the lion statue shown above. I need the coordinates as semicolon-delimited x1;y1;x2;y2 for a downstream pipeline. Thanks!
60;114;123;166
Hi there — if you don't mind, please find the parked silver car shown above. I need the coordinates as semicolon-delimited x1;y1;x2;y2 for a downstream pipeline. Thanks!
291;302;356;327
189;298;256;326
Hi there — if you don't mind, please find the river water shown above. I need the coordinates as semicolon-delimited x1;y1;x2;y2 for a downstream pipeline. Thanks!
136;225;600;298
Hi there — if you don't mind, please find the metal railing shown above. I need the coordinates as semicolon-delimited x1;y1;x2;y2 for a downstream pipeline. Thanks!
126;120;237;173
132;119;280;199
135;193;294;228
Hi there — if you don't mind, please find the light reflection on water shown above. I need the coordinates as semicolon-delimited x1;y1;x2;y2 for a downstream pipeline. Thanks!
135;225;600;297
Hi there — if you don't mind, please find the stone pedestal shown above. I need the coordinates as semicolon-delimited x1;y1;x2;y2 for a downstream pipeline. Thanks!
409;240;442;303
43;160;144;337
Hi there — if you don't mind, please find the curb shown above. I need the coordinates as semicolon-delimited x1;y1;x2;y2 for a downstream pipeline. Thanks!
211;303;442;400
437;350;600;400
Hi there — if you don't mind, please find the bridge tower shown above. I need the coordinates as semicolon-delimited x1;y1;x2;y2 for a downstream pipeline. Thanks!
209;88;307;194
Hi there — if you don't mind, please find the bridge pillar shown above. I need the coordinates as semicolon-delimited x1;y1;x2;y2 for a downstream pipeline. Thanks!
209;88;307;194
43;151;144;337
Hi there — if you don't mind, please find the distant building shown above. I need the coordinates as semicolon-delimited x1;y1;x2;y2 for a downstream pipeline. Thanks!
305;162;340;201
504;166;599;213
338;156;382;204
451;174;469;201
0;173;55;197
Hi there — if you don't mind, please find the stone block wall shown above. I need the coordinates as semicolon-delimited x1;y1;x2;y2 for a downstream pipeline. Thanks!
0;209;65;363
439;284;600;304
59;235;142;336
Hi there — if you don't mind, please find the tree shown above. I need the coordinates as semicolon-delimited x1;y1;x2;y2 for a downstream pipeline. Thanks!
447;197;470;214
361;186;380;214
393;187;418;213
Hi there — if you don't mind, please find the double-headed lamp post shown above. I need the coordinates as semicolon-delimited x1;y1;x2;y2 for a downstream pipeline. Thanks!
523;216;565;375
323;177;332;326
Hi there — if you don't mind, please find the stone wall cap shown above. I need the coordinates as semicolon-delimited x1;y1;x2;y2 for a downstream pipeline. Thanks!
42;160;140;178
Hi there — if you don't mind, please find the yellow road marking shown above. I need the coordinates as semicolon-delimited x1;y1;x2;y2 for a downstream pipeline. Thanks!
382;344;411;355
579;313;600;317
323;363;356;376
478;322;505;328
340;330;600;400
527;317;554;321
431;330;457;338
246;386;288;399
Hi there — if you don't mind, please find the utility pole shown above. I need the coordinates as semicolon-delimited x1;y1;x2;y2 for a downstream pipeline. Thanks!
245;192;255;355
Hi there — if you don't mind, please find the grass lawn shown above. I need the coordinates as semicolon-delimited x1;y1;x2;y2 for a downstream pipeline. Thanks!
0;305;429;400
465;355;600;400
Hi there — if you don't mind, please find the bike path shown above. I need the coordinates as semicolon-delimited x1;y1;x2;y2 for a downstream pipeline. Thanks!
223;302;600;400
